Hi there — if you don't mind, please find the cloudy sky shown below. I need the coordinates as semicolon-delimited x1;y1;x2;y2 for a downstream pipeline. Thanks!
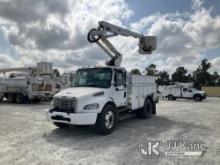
0;0;220;73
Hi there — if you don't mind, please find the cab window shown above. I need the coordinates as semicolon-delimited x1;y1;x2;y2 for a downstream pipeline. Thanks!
115;70;125;87
183;88;187;92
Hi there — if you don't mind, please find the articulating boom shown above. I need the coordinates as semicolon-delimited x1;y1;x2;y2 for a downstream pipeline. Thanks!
87;21;157;67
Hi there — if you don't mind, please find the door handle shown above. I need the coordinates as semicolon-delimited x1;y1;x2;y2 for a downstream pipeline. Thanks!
115;88;125;91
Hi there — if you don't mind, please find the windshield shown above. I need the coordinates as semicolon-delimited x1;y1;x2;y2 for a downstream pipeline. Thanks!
191;88;198;91
72;68;112;88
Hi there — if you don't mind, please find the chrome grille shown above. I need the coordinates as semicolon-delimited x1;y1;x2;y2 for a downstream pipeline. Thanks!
53;97;75;113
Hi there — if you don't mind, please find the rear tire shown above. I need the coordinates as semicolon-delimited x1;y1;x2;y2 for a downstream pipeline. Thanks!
168;95;175;101
95;104;117;135
152;102;156;115
16;94;24;104
53;122;69;128
136;98;153;119
24;96;30;104
7;94;16;103
32;98;41;103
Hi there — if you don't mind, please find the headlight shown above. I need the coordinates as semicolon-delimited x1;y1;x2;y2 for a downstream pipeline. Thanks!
83;103;99;110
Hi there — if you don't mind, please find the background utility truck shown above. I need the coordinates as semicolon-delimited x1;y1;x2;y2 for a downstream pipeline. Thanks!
46;21;158;134
158;82;206;101
0;62;57;103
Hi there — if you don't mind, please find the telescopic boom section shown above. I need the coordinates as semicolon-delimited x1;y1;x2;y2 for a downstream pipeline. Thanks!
87;21;157;67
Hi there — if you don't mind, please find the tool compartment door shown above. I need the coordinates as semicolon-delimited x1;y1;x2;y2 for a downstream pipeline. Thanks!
131;85;140;109
129;75;156;110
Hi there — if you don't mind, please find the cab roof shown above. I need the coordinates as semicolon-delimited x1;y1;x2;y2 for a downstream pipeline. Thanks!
80;65;125;70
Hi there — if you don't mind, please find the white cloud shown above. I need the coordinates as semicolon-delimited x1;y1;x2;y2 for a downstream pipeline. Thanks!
125;3;220;73
0;0;133;72
0;53;17;68
192;0;204;10
0;0;220;74
210;57;220;73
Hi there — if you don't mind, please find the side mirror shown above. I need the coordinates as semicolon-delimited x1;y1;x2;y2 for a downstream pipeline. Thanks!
138;36;157;54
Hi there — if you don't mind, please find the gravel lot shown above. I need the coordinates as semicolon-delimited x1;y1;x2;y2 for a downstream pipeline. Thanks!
0;97;220;165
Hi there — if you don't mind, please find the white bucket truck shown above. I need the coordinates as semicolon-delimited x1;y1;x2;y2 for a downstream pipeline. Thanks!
158;82;206;101
46;21;158;134
0;62;56;103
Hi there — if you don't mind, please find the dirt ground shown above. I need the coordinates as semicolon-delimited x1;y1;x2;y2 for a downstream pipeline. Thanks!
0;97;220;165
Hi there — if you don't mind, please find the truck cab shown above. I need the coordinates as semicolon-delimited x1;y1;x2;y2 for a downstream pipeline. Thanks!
46;66;157;134
181;87;206;101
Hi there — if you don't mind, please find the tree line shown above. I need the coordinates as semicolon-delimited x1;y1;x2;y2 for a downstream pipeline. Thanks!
130;58;220;89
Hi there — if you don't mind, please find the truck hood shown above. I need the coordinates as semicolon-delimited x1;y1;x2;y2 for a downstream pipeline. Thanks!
54;87;104;98
194;90;205;95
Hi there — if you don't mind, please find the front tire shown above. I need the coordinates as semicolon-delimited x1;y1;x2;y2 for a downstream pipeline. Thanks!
53;122;69;128
95;104;117;135
194;95;202;102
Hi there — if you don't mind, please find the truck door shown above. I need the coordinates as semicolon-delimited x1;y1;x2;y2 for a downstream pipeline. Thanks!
112;69;127;107
182;88;193;98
